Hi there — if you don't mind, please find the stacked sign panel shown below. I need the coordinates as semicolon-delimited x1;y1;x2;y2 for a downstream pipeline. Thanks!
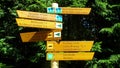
16;10;62;42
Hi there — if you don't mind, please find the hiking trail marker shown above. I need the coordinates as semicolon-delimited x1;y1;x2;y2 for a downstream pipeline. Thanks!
47;52;94;61
16;6;63;43
16;18;62;29
20;30;61;42
46;3;94;68
15;2;94;68
46;41;95;61
47;7;91;15
46;41;94;51
17;10;62;22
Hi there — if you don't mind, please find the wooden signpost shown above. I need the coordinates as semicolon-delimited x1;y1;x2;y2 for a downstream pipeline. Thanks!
15;3;94;68
46;41;94;51
16;18;62;29
47;52;94;61
47;7;91;15
17;10;62;22
46;3;94;68
20;30;61;42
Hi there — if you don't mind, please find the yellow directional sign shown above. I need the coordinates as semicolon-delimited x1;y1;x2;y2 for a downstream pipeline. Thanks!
47;7;91;15
16;18;63;29
17;10;62;22
20;30;61;42
46;52;95;61
46;41;94;51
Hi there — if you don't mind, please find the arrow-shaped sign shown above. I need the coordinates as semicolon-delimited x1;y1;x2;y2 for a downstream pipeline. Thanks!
46;41;94;51
47;52;95;60
16;18;63;29
20;30;61;42
47;7;91;15
16;10;62;22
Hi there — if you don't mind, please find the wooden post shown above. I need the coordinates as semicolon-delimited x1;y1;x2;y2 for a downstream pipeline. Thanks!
51;61;59;68
51;3;59;68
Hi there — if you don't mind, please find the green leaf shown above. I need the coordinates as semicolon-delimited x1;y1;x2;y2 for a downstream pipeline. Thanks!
0;30;5;33
70;0;88;7
99;28;113;34
93;64;98;68
0;9;4;18
5;36;16;39
91;42;102;52
112;23;120;29
98;59;111;64
109;54;120;62
1;47;7;54
0;38;6;42
0;63;13;68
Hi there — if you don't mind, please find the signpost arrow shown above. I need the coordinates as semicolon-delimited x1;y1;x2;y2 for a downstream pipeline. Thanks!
16;18;63;29
47;52;95;61
20;30;61;42
47;7;91;15
17;10;62;22
46;41;94;51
